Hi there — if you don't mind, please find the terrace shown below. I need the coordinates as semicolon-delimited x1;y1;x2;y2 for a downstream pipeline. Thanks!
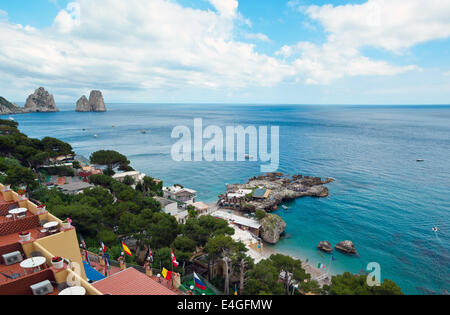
0;183;102;295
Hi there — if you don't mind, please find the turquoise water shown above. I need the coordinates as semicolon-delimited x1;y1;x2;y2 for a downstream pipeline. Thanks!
3;104;449;294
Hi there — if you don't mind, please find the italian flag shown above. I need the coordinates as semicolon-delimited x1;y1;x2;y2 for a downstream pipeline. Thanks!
317;263;326;269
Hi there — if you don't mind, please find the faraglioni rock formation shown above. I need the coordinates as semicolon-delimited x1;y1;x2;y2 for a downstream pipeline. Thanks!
260;214;286;244
76;90;107;112
24;87;59;112
318;241;333;253
335;240;357;255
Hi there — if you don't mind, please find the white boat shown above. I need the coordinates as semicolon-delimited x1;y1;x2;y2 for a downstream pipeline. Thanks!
282;205;288;210
93;134;98;138
432;227;438;232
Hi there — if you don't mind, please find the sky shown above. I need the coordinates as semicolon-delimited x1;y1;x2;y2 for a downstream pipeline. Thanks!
0;0;449;104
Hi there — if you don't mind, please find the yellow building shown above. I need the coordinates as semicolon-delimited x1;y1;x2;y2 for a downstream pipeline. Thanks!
0;182;102;295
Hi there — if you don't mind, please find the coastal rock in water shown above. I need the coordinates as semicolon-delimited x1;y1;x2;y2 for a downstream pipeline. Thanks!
335;240;357;255
76;90;107;112
88;90;107;112
24;87;59;112
260;214;286;244
0;96;25;115
318;241;333;253
75;95;90;112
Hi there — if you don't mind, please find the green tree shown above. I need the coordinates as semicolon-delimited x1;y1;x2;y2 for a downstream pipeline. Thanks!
255;210;267;220
328;272;403;295
90;150;130;174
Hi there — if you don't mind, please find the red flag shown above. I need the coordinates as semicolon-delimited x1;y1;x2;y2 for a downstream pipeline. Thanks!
171;249;179;267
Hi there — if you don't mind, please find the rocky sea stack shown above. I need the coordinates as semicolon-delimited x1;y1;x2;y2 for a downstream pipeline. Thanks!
259;214;286;244
335;240;357;255
24;87;59;112
76;90;107;112
318;241;333;253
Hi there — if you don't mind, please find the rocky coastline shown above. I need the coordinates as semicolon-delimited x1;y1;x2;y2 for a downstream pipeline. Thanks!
224;172;334;213
0;87;59;115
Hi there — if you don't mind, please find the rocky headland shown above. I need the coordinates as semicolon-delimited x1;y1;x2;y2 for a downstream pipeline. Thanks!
0;96;25;115
76;90;107;112
224;172;334;212
0;87;58;115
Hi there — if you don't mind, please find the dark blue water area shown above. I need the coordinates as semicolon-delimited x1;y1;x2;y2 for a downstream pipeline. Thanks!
3;104;449;294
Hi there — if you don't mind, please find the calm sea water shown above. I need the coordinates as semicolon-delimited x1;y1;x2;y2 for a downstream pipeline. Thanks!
3;104;450;294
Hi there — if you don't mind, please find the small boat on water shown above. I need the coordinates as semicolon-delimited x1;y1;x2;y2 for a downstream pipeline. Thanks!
93;134;98;138
245;154;254;160
282;205;288;210
432;227;439;232
141;130;147;134
416;159;425;162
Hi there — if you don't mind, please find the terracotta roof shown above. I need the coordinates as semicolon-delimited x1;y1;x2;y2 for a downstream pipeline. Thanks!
92;268;178;295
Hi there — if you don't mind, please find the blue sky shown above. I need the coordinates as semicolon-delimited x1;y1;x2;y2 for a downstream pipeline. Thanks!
0;0;449;104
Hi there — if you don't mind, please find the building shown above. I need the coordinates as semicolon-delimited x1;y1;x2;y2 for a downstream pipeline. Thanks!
190;201;210;215
0;182;102;295
112;171;146;185
211;210;261;235
252;188;271;200
163;185;197;204
92;268;179;295
57;182;95;195
0;182;185;295
154;197;179;215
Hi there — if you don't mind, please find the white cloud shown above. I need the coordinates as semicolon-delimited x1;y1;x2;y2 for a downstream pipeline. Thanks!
0;0;447;100
209;0;239;19
304;0;450;53
281;0;450;84
0;0;292;99
244;32;271;42
445;71;450;77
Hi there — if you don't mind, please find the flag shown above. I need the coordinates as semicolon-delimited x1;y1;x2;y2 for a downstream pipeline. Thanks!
103;253;111;270
148;246;153;262
122;242;132;257
100;241;107;253
194;272;206;291
317;263;326;269
171;249;179;267
162;267;173;281
80;236;90;265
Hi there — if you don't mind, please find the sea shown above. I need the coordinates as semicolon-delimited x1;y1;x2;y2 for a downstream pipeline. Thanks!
3;103;449;295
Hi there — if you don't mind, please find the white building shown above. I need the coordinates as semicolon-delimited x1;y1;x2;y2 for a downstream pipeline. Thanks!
112;171;146;186
163;185;197;204
154;197;179;215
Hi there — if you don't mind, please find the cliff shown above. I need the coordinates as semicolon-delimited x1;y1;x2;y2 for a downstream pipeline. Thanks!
24;87;59;112
0;97;25;115
259;214;286;244
76;90;107;112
